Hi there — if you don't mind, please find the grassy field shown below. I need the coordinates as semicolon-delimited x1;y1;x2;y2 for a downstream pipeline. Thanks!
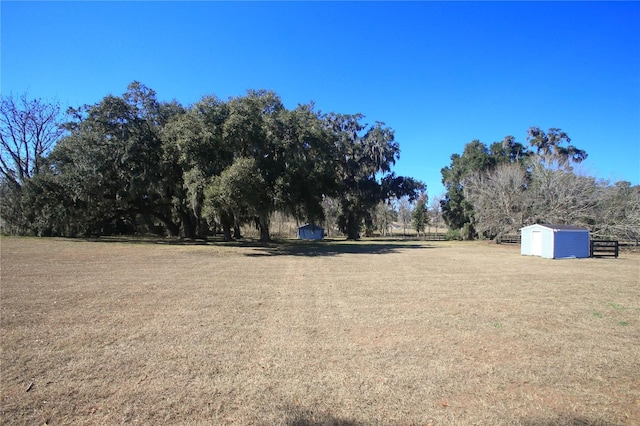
1;237;639;425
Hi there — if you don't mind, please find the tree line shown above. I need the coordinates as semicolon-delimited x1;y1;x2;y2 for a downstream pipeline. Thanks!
3;84;637;243
440;129;640;242
0;82;424;241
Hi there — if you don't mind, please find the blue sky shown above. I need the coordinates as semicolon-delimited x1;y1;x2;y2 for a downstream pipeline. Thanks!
2;1;639;197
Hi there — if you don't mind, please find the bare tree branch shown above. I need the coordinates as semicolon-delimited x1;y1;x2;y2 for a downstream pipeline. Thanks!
0;93;65;186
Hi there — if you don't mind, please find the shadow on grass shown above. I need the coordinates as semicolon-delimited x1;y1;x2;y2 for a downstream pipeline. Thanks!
75;236;215;245
244;239;434;257
284;405;364;426
284;410;620;426
520;416;621;426
285;414;620;426
75;235;271;246
71;236;436;257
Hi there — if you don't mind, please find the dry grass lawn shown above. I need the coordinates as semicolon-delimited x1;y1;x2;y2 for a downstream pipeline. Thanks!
1;237;639;425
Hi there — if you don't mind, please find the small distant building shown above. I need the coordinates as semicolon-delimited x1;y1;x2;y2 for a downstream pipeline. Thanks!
297;224;324;240
520;224;590;259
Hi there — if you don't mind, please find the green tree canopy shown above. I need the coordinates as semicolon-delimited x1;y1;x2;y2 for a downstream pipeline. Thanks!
440;128;589;239
325;113;423;239
412;192;429;237
50;82;183;236
1;82;426;240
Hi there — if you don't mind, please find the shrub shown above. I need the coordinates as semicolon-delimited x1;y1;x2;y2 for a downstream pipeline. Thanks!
445;228;462;240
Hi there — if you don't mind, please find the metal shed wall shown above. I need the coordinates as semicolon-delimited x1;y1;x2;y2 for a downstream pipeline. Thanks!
520;229;532;255
520;224;590;259
553;230;590;258
521;225;554;258
297;225;324;240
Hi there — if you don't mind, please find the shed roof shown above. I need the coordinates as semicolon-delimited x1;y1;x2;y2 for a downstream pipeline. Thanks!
521;224;589;232
298;224;323;230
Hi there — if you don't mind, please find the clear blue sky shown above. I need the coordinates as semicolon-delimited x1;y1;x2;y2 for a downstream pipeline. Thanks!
2;1;639;197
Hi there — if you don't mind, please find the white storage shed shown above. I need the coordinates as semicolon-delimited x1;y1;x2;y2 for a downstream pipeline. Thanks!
520;224;590;259
297;224;324;240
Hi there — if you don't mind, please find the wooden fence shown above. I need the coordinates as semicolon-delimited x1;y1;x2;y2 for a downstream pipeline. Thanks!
422;233;447;241
590;240;619;258
497;234;521;244
407;233;447;241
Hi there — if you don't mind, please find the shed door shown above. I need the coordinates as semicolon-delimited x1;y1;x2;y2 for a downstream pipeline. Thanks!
531;231;543;256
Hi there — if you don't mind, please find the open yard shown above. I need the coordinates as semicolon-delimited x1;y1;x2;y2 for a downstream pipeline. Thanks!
1;237;639;425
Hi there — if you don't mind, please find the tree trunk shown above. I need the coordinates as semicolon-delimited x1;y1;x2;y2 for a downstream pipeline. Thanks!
180;210;196;239
222;224;232;242
219;210;233;241
198;218;208;241
346;212;360;240
258;213;270;242
153;213;180;237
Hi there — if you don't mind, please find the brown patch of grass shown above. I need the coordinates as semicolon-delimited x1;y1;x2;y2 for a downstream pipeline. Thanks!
1;237;639;425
